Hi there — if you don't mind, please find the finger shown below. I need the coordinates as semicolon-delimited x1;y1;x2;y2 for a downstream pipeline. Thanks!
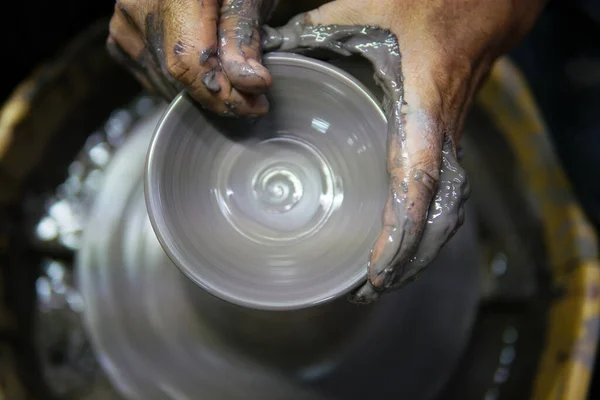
266;7;450;297
160;0;268;116
385;138;469;289
363;36;478;293
113;0;145;29
109;4;145;57
219;0;272;94
367;99;444;291
350;139;469;303
108;4;175;100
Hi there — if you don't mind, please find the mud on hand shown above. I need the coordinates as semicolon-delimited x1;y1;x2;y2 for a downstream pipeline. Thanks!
107;0;277;116
263;17;471;304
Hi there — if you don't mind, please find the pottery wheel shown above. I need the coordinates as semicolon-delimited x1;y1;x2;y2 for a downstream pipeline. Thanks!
77;54;481;400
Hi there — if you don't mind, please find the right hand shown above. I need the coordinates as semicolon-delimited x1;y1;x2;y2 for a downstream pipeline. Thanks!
107;0;278;117
261;0;546;303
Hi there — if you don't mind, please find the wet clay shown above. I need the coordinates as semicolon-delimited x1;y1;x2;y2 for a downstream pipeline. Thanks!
218;0;267;93
110;0;277;116
262;16;470;303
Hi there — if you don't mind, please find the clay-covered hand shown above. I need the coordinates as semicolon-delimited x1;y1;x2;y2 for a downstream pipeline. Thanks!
263;0;547;303
107;0;278;116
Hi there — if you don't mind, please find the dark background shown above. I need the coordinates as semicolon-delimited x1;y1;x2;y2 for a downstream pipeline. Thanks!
0;1;113;101
1;0;599;398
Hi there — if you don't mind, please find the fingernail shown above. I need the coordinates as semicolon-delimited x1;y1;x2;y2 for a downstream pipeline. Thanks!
247;58;270;79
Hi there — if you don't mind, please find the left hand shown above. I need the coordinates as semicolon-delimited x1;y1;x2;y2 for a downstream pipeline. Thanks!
107;0;280;116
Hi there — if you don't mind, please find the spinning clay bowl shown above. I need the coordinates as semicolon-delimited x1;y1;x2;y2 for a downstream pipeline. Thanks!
146;52;389;310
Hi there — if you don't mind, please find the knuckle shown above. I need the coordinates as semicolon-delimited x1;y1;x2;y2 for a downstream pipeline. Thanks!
166;59;193;83
115;1;138;28
412;166;438;193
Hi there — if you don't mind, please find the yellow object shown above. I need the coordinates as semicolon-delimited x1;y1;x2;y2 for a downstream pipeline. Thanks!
478;57;600;400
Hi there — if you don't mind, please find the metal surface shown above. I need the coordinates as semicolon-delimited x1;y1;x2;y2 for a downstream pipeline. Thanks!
146;53;388;310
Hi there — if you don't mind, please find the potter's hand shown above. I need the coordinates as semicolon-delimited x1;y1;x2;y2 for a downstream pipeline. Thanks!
107;0;277;116
263;0;546;303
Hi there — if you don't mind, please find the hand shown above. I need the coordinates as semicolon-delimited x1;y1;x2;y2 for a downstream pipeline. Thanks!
263;0;547;303
107;0;546;304
107;0;279;116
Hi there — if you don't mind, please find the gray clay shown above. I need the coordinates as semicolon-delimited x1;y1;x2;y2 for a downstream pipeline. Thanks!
262;17;470;303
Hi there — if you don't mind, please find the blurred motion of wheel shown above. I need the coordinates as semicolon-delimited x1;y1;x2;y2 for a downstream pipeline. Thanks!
0;21;598;400
0;20;144;399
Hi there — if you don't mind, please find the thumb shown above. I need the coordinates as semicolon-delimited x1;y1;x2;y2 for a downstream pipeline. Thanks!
306;1;455;291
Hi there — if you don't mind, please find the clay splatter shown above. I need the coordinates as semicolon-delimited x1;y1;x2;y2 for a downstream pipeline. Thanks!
263;17;470;303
